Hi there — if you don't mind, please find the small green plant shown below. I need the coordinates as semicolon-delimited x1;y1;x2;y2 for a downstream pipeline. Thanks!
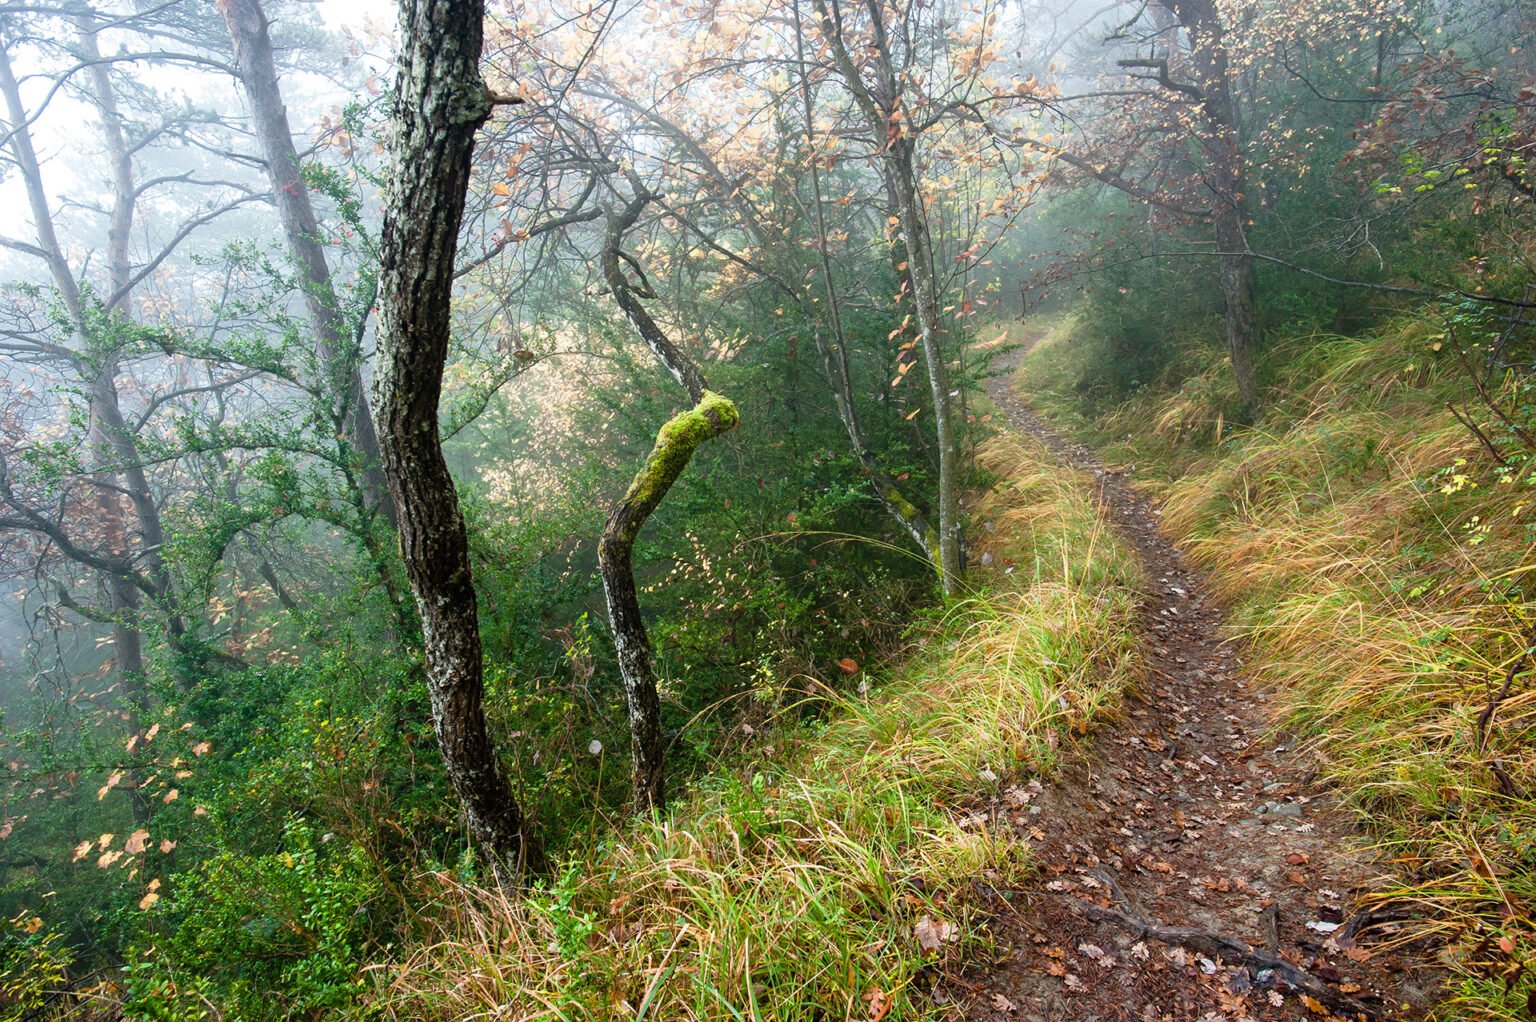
529;865;600;981
124;820;383;1021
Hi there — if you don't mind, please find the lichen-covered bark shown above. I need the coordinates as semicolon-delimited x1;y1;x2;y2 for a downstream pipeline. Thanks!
598;393;739;811
374;0;543;882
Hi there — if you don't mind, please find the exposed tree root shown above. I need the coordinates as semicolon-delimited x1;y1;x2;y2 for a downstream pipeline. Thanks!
1053;869;1379;1019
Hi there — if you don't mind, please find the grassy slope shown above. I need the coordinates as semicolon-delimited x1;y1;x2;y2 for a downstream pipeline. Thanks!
370;431;1143;1021
1011;312;1536;1021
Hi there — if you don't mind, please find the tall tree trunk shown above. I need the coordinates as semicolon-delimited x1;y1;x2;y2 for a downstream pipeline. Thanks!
374;0;543;882
598;196;739;813
791;0;941;566
220;0;398;529
885;141;963;589
1166;0;1260;419
1;33;182;655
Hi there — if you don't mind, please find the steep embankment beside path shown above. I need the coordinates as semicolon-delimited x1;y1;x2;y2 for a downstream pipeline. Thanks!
375;430;1144;1021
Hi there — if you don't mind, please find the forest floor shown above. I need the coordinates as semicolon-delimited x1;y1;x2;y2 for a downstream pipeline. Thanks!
953;357;1442;1021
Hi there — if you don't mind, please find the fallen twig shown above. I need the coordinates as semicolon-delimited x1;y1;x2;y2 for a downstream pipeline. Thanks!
1258;903;1280;955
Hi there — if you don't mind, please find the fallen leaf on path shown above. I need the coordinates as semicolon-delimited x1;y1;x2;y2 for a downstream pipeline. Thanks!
990;993;1016;1012
913;915;955;953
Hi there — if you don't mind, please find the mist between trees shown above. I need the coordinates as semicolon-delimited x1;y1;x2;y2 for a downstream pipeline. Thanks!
0;0;1530;1016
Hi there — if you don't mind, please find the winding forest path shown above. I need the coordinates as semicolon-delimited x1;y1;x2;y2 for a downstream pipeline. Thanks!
959;360;1437;1021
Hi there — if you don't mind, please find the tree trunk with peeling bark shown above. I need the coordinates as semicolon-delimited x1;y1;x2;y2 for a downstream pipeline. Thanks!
374;0;543;882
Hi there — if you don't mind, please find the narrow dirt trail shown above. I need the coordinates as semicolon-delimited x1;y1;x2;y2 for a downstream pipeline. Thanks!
957;367;1437;1021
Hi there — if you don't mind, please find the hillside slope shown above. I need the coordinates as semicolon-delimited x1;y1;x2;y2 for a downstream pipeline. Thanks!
369;431;1143;1020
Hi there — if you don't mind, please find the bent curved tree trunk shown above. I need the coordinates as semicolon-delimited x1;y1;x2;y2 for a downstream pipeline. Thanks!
374;0;543;882
599;196;740;813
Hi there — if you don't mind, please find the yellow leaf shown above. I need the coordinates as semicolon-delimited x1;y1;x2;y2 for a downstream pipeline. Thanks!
159;840;177;854
124;830;149;855
163;789;179;804
21;916;42;934
138;891;160;910
72;840;92;862
97;771;123;800
491;181;511;196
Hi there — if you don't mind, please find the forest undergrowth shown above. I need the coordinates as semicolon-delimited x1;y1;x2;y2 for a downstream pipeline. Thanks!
1012;311;1536;1020
369;432;1142;1021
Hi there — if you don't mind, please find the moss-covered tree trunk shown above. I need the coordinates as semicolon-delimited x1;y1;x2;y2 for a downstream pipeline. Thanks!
598;393;738;811
599;194;739;813
373;0;543;882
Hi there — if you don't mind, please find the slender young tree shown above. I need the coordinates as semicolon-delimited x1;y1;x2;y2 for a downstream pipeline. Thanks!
811;0;966;593
596;188;739;813
220;0;398;529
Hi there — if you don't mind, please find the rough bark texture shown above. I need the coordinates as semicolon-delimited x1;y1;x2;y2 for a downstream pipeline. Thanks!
599;196;739;812
374;0;543;881
1165;0;1260;419
220;0;398;528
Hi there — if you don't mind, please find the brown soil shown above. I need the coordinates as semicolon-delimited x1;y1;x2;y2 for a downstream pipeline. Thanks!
953;369;1440;1021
